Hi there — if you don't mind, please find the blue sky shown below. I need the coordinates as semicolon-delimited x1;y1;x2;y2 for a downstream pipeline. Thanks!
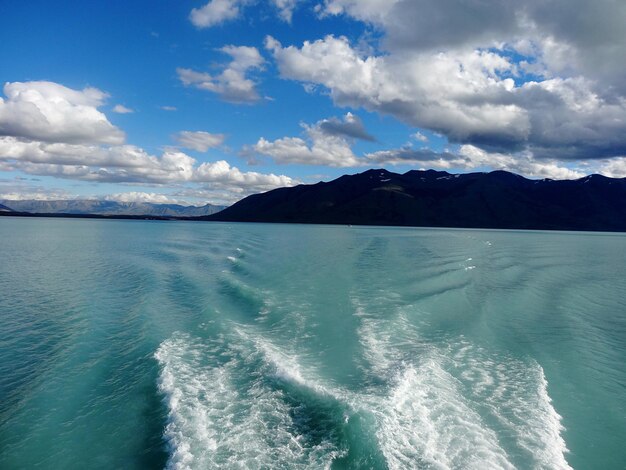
2;0;626;205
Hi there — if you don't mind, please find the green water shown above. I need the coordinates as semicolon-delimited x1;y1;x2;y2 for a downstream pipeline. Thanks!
0;217;624;469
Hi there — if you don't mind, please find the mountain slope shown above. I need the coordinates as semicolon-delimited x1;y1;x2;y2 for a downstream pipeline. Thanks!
0;203;14;212
1;200;225;217
205;169;626;232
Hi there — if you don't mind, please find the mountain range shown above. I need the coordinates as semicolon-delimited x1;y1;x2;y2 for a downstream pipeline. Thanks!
0;200;225;217
205;169;626;232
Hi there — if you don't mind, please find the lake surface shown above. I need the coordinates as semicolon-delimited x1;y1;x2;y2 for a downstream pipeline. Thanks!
0;217;625;469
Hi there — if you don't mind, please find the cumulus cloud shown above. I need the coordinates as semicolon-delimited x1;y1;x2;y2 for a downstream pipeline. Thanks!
189;0;245;28
0;138;193;183
190;0;303;27
319;0;626;93
266;33;626;161
271;0;301;23
0;81;124;145
253;114;369;166
264;0;626;171
266;36;527;144
178;45;264;103
0;79;294;204
316;0;397;23
318;112;375;142
112;104;134;114
175;131;226;152
195;159;295;190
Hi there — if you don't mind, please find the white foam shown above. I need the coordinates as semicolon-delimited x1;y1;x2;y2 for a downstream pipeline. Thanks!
354;307;572;470
529;369;572;469
155;333;344;470
374;361;515;470
235;327;345;402
353;304;513;468
156;317;572;470
450;341;572;469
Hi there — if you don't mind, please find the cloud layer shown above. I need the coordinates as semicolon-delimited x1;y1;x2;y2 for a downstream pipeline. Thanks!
0;81;295;203
251;112;626;179
175;131;226;152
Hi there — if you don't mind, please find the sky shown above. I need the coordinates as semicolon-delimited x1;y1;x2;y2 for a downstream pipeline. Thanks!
2;0;626;206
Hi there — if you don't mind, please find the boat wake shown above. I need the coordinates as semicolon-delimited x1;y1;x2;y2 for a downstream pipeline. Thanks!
155;316;571;469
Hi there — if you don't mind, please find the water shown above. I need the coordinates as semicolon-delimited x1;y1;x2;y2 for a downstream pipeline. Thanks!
0;218;625;469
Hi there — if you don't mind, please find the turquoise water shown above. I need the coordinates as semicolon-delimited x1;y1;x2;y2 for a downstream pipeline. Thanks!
0;218;625;469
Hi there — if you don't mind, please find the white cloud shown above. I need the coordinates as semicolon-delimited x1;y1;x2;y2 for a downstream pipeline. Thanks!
0;135;295;192
318;112;375;141
456;145;585;180
103;192;188;205
592;158;626;179
0;81;124;145
178;45;264;103
175;131;226;152
112;104;134;114
0;138;195;183
365;144;585;180
317;0;398;23
0;181;74;201
189;0;244;28
271;0;301;23
194;159;295;190
0;79;295;205
319;0;626;94
266;34;626;160
190;0;303;27
253;114;362;167
161;106;177;111
412;131;428;142
249;108;588;179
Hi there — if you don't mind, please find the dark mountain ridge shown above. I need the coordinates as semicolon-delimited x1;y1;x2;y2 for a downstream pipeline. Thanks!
204;169;626;232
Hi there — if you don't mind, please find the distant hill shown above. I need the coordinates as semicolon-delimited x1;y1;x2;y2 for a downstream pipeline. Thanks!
205;169;626;232
0;203;14;212
1;200;225;217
